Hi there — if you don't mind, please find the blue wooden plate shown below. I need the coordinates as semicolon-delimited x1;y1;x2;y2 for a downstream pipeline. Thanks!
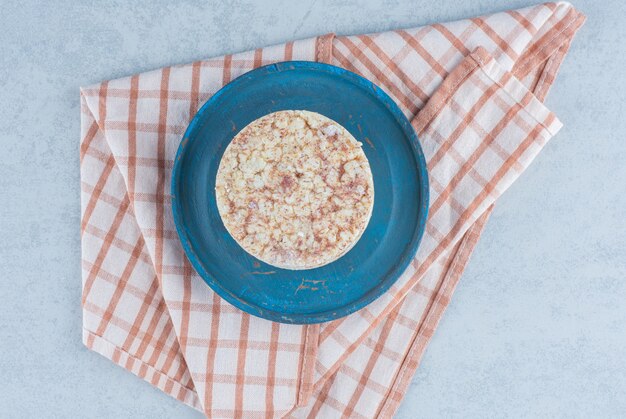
171;61;428;324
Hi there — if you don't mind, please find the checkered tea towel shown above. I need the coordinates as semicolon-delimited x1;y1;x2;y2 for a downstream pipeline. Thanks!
80;2;584;417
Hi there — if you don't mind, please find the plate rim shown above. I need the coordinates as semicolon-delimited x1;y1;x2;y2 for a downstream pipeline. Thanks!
171;60;429;324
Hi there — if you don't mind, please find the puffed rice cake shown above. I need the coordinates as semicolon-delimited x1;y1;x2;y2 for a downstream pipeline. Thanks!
215;110;374;270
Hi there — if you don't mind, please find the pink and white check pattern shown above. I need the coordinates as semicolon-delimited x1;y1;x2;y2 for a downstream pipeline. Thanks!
80;2;584;417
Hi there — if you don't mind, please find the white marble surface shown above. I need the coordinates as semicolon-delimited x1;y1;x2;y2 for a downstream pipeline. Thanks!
0;1;624;417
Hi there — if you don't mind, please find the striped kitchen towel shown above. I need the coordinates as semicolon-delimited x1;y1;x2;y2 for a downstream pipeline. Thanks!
79;2;584;417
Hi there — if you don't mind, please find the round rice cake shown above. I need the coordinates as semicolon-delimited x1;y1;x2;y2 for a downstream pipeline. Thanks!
215;110;374;270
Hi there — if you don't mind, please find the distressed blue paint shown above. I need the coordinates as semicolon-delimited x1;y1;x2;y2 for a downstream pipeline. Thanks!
171;61;429;324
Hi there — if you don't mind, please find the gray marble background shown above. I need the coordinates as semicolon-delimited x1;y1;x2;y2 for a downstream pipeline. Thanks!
1;0;624;417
